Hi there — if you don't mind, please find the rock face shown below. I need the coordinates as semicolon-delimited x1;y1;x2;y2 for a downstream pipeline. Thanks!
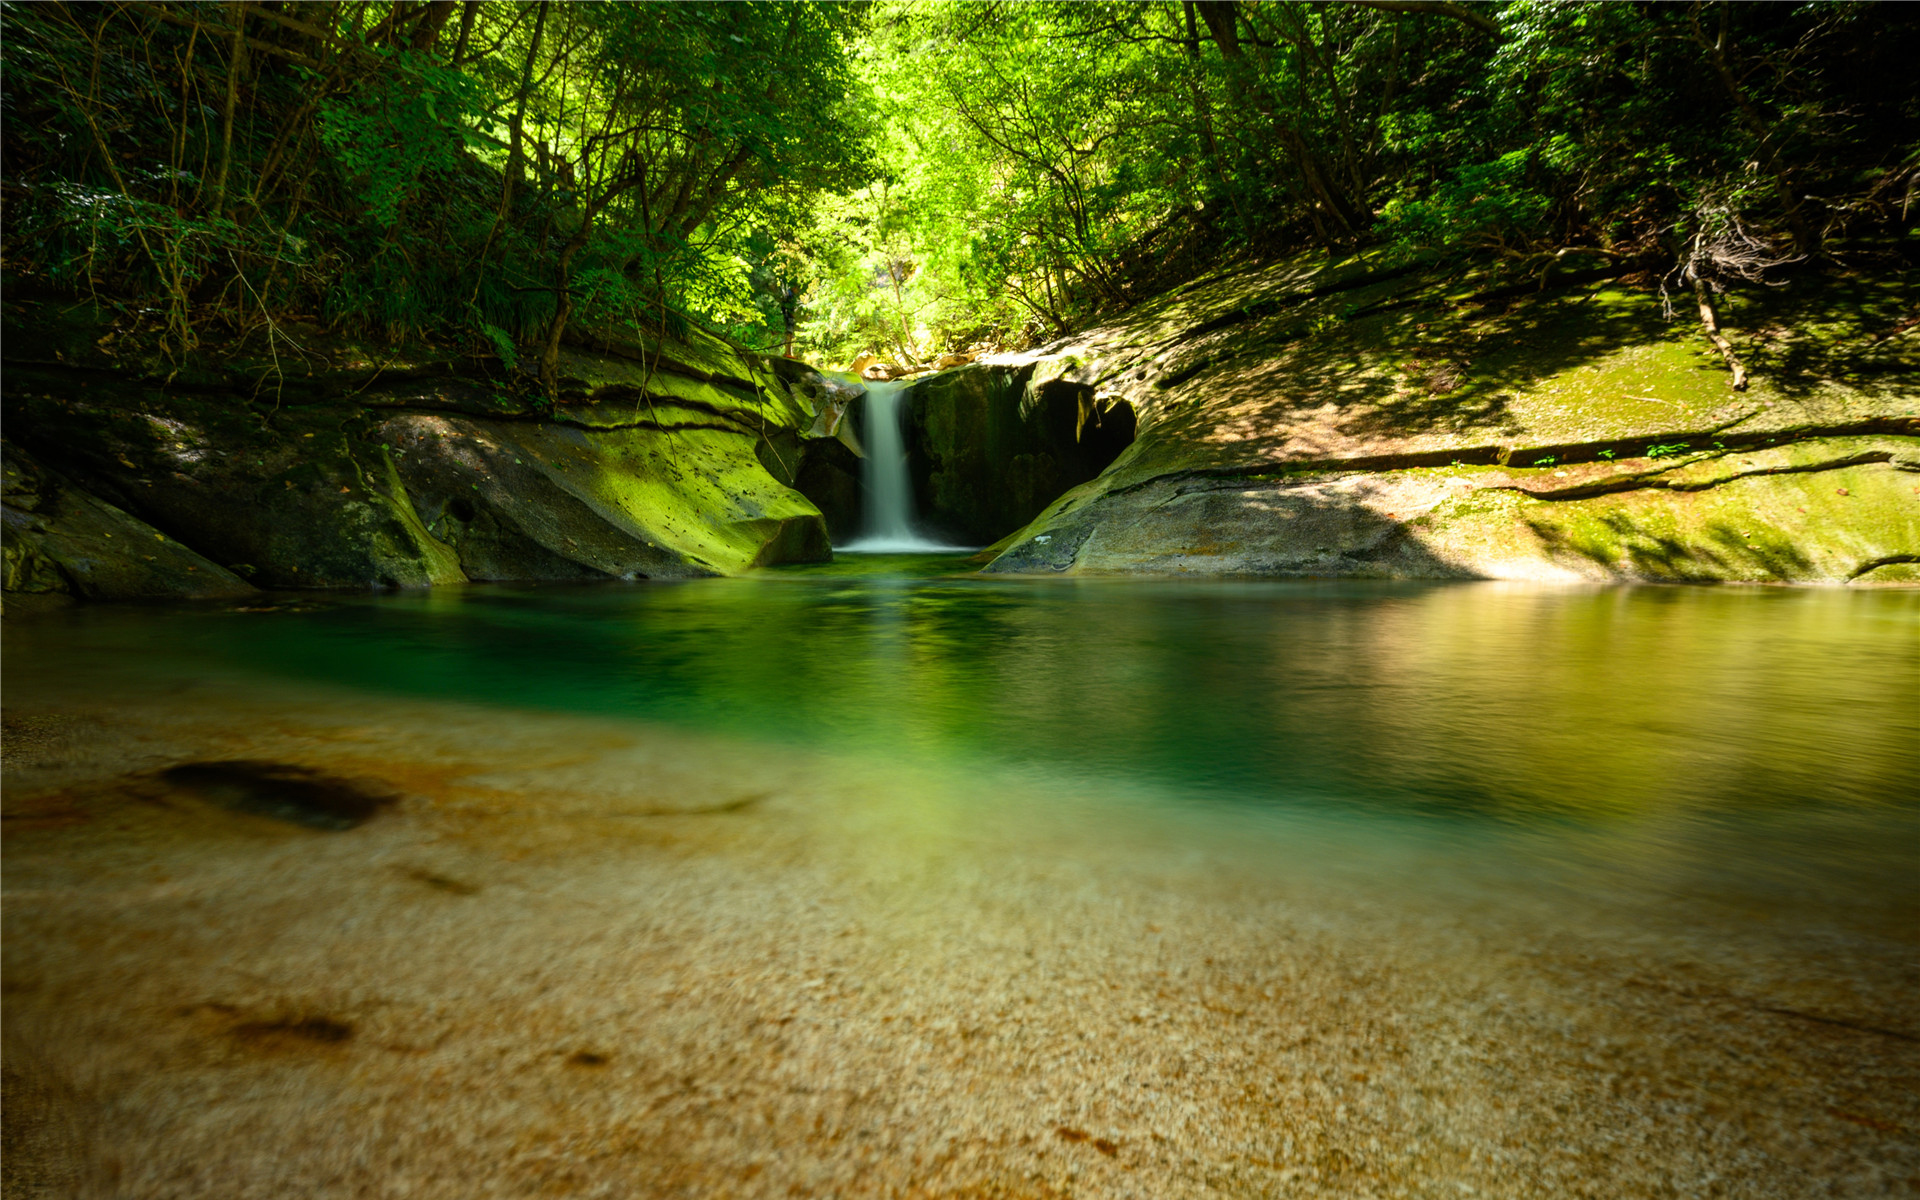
897;363;1137;545
1;300;836;599
790;436;864;544
977;255;1919;583
2;444;256;602
771;359;866;543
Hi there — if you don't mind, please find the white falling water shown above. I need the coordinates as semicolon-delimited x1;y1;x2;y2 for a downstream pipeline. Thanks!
839;380;964;552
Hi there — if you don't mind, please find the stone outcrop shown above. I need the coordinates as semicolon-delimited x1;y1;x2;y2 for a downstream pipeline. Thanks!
895;362;1136;546
1;299;835;600
770;358;866;542
8;250;1912;596
2;443;256;603
975;254;1919;583
759;356;1139;547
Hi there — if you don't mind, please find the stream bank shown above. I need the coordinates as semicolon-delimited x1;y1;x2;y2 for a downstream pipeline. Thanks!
6;249;1916;604
969;252;1919;584
1;300;845;604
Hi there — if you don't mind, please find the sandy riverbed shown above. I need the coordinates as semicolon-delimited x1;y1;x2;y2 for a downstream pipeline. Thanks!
4;655;1917;1199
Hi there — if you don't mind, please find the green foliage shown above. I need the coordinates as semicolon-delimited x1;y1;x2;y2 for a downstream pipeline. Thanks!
317;54;485;229
0;0;870;365
1646;443;1692;459
794;0;1918;359
477;322;519;371
790;1;1215;361
3;0;1915;372
1381;150;1553;249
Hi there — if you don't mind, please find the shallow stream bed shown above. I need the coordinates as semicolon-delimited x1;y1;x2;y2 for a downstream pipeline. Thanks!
4;561;1917;1198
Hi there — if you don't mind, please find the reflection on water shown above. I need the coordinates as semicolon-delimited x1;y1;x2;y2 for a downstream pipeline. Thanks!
25;562;1919;820
4;567;1917;1197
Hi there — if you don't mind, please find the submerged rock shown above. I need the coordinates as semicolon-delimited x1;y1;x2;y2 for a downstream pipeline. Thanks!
159;760;397;830
977;255;1919;583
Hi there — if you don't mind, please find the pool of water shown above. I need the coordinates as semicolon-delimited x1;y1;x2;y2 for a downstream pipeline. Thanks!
25;557;1920;817
5;564;1917;1197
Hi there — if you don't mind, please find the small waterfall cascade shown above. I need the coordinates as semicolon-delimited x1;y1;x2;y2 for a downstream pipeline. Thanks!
840;380;961;552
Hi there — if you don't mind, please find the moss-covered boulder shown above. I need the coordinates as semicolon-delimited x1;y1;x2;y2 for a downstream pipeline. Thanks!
1;380;467;589
1;299;831;595
979;253;1919;584
377;407;828;579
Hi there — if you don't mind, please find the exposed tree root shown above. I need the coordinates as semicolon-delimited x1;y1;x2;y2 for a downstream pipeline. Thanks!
1694;277;1748;391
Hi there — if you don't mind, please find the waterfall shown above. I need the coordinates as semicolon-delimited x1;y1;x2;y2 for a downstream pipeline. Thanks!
840;380;962;552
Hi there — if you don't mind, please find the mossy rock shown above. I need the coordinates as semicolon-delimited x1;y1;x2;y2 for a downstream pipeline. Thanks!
1;383;461;589
2;441;255;601
2;302;831;594
981;252;1919;584
901;363;1137;545
378;411;828;579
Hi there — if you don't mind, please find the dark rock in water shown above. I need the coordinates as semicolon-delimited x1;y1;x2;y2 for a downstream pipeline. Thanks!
793;435;864;543
225;600;332;614
229;1015;354;1048
405;867;480;895
902;364;1137;545
160;760;398;830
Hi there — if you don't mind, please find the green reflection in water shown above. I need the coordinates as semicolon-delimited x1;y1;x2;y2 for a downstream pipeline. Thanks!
38;565;1920;830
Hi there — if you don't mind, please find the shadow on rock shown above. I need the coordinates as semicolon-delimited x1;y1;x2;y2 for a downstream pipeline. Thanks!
1525;510;1817;582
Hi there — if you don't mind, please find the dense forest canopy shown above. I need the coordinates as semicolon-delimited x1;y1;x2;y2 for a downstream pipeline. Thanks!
3;0;1915;386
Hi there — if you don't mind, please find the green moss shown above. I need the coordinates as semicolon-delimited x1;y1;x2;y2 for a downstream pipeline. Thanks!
531;424;827;574
1502;458;1920;582
379;446;466;585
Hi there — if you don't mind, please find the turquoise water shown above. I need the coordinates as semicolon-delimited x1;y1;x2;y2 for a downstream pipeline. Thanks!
28;559;1920;832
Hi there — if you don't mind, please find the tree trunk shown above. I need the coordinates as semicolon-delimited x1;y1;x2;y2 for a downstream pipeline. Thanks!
409;0;457;52
1182;2;1247;237
468;0;548;307
211;1;249;217
1195;0;1366;242
540;226;589;403
451;1;480;62
504;2;548;210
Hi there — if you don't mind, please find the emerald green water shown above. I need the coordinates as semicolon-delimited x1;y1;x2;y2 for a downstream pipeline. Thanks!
22;558;1920;832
